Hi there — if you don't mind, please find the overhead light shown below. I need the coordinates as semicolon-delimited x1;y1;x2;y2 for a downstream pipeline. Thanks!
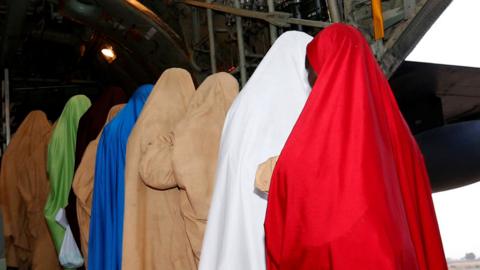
101;45;117;63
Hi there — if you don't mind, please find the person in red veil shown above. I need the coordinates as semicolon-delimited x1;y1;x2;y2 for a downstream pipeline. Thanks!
264;23;448;270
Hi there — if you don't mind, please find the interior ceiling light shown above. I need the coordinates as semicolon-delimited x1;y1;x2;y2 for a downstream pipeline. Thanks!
101;45;117;64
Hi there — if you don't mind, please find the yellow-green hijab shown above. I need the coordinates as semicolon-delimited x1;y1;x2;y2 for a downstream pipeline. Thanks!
44;95;91;262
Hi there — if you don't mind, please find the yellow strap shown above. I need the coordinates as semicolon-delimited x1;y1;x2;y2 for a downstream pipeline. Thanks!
372;0;385;40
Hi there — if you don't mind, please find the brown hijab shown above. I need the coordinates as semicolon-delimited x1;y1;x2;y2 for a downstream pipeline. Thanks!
0;111;60;269
139;72;238;264
122;68;196;270
72;104;125;267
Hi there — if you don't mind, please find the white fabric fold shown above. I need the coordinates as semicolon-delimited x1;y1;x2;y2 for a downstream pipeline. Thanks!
55;208;84;268
198;31;313;270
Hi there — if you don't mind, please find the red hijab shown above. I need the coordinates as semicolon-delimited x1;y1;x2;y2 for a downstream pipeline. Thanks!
264;23;447;270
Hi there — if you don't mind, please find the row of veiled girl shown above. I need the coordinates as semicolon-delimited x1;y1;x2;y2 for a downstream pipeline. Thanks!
2;23;448;270
0;71;239;270
200;24;448;270
119;24;446;270
0;94;92;270
85;70;238;270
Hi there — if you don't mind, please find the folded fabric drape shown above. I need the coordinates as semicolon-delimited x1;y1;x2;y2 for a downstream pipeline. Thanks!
264;23;447;270
68;87;127;253
88;85;153;270
44;95;91;269
122;68;197;270
199;31;312;270
72;104;125;268
0;111;61;270
139;72;239;265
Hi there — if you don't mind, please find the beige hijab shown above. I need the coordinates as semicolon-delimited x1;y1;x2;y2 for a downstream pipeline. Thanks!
71;104;125;267
122;68;196;270
139;73;239;264
0;111;60;270
17;116;61;270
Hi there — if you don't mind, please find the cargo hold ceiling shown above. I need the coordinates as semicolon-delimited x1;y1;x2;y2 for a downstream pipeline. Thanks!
0;0;460;129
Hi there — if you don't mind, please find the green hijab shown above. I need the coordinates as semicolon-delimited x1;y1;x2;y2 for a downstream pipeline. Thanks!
44;95;91;258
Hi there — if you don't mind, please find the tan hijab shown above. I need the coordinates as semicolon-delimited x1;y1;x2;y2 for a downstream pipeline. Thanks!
72;104;125;267
0;111;60;270
17;117;61;270
122;68;196;270
139;73;238;264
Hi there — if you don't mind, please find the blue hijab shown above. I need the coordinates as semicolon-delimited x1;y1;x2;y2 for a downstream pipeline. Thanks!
88;84;153;270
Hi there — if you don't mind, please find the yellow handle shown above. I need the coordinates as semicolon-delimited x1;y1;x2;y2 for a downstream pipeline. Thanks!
372;0;384;40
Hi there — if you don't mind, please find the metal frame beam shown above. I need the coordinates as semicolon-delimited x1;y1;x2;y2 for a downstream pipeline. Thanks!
233;0;247;86
178;0;330;28
266;0;278;44
206;0;217;73
3;69;10;146
327;0;341;22
403;0;416;19
381;0;453;77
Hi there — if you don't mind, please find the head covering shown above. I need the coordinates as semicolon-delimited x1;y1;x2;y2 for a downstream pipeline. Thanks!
16;112;62;270
68;86;127;259
139;73;239;265
264;23;447;270
75;86;128;169
44;95;91;255
122;68;196;270
0;111;57;269
198;31;312;270
72;104;125;267
88;85;153;270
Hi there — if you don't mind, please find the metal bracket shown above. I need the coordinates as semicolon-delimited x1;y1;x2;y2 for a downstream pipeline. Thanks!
177;0;330;28
403;0;416;19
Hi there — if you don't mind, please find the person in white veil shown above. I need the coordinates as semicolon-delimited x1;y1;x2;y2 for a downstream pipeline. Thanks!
198;31;313;270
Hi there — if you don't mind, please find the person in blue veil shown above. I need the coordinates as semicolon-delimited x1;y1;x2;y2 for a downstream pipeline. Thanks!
88;84;153;270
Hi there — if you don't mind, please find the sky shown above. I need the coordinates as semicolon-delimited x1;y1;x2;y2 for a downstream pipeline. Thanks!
406;0;480;68
407;0;480;260
433;183;480;260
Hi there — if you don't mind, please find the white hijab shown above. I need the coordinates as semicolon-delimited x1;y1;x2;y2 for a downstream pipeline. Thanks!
199;31;313;270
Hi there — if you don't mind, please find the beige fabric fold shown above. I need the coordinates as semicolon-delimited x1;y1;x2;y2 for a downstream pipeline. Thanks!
17;117;61;270
0;111;61;270
72;104;125;267
255;156;279;193
139;72;239;264
122;68;197;270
